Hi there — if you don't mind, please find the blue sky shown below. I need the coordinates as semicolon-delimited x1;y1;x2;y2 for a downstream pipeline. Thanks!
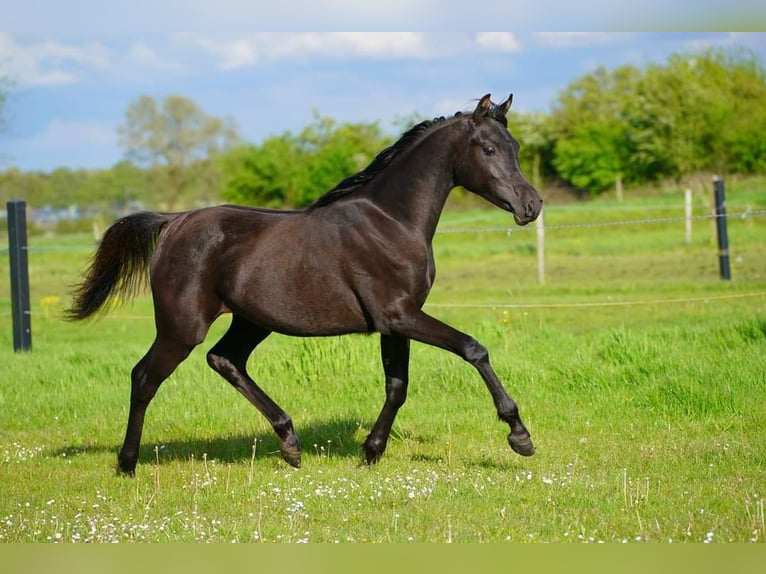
1;31;764;172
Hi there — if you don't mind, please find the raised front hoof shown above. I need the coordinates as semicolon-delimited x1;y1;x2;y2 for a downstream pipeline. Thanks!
280;446;302;468
508;434;536;457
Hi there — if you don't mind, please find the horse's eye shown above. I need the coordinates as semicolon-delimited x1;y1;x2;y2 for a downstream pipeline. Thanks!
483;146;496;156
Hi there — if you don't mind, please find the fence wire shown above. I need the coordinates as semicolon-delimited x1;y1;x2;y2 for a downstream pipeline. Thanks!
0;208;764;253
1;207;764;317
436;208;766;234
426;291;766;310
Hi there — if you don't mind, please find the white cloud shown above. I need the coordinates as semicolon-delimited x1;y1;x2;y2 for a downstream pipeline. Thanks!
37;40;111;70
175;32;535;71
175;36;257;70
1;32;530;87
683;32;766;53
0;33;112;86
126;42;185;72
175;33;432;69
534;32;626;48
475;33;522;52
216;40;258;70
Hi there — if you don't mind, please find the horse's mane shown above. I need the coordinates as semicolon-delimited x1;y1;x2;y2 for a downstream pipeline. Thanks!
309;113;462;208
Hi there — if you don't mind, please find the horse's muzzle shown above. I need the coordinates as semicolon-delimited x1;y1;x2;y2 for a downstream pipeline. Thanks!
512;197;543;226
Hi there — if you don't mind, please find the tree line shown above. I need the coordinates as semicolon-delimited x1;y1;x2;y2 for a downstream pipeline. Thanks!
1;47;764;214
518;47;766;194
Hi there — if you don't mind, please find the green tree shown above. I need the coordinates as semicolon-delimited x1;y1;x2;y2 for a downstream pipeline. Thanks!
47;167;81;207
221;113;391;208
74;161;148;208
0;169;51;207
696;48;766;174
548;48;766;194
550;65;641;194
631;55;716;181
221;136;302;207
628;49;766;181
553;122;626;193
508;111;555;189
118;95;239;209
294;113;390;205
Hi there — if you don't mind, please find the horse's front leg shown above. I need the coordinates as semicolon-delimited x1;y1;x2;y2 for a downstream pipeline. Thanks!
362;334;410;464
387;306;535;458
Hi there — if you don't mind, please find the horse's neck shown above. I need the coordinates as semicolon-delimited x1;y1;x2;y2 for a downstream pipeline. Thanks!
367;124;462;240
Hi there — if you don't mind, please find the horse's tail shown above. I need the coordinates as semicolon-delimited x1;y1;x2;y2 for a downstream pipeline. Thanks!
65;211;177;321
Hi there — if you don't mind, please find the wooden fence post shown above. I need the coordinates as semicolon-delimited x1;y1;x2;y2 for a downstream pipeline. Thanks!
684;188;692;245
615;174;623;202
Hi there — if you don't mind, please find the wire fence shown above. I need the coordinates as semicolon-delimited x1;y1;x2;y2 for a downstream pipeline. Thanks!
426;291;766;310
1;208;764;253
1;206;764;318
436;208;766;234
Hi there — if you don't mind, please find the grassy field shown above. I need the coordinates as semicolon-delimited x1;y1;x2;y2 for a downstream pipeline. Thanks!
0;180;764;543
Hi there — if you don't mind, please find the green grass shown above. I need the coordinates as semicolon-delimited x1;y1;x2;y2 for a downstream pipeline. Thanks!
0;184;765;543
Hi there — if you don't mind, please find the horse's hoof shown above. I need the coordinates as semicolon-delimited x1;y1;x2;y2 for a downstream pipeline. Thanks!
361;438;385;466
116;465;136;477
116;456;137;477
280;447;302;468
508;434;535;457
363;448;382;466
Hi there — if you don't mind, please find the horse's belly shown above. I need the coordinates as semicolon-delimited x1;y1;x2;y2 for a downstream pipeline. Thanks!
231;274;371;337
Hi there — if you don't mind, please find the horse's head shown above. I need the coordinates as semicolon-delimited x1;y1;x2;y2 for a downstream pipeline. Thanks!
454;93;542;226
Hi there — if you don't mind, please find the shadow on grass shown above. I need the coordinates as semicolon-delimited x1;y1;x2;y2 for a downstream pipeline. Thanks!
52;418;370;469
409;452;523;471
51;419;468;473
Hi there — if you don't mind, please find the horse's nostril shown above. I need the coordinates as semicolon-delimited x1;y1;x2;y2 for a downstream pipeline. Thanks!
525;199;540;218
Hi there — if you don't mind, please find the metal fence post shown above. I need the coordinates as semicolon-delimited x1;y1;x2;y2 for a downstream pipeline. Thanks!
713;176;731;281
7;200;32;351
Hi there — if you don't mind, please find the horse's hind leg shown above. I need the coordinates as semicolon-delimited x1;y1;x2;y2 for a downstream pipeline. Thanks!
118;337;195;475
362;334;410;465
206;315;302;468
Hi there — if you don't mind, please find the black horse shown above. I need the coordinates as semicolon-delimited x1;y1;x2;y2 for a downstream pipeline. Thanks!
67;93;543;475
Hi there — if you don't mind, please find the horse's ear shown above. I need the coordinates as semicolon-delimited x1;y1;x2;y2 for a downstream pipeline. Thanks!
499;93;513;115
472;94;492;123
